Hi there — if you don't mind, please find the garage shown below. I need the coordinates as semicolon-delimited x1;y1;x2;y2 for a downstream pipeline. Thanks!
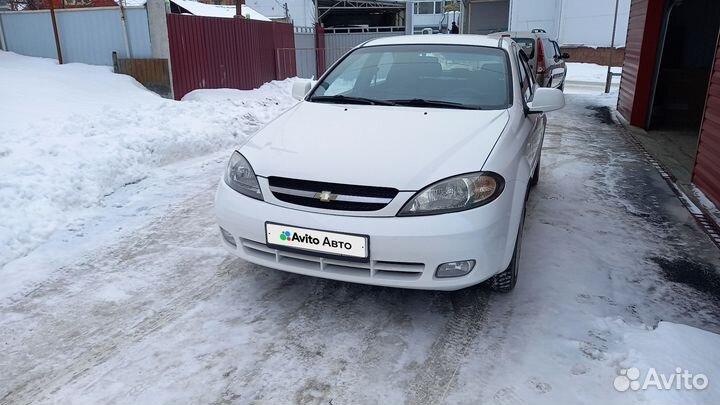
463;0;508;34
618;0;720;209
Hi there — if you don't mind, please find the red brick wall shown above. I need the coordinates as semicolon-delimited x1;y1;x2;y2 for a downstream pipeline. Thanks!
562;46;625;67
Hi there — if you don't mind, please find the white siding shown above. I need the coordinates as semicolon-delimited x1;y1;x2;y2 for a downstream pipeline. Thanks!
510;0;631;47
0;6;151;65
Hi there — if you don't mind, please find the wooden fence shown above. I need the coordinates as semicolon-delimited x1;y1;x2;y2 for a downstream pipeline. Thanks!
112;52;172;98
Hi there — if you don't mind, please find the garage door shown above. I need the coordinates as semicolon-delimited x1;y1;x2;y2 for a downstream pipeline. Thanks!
616;0;664;127
693;37;720;208
466;0;508;35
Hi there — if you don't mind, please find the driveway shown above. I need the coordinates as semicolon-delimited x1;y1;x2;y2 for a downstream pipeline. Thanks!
1;91;719;405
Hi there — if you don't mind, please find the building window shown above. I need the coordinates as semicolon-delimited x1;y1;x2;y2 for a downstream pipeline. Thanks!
414;1;443;15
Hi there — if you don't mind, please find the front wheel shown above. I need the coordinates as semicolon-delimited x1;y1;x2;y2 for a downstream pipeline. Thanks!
490;206;526;293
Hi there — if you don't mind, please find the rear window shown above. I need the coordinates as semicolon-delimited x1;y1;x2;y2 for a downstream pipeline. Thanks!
512;37;535;59
541;38;557;59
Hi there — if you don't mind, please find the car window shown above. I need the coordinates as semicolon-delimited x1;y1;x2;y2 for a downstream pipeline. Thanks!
542;38;557;60
322;53;367;95
310;44;511;110
512;37;535;59
551;40;562;59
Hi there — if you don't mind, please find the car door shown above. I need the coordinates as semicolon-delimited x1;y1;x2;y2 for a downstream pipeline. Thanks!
551;41;567;87
516;50;544;172
548;39;567;89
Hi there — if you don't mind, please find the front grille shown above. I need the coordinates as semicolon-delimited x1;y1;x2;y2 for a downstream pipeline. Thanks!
268;176;398;211
239;239;424;280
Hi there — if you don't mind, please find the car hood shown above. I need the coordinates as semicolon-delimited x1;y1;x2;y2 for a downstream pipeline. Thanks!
241;101;509;190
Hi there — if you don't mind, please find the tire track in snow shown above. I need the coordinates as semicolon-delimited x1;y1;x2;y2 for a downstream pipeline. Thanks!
405;287;490;405
0;190;234;405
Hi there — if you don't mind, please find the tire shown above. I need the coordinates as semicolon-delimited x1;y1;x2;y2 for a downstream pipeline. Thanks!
490;206;526;293
529;150;541;188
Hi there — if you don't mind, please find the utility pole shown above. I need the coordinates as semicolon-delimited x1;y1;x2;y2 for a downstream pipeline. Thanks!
314;0;319;25
48;0;63;64
119;0;132;58
604;0;620;93
235;0;244;17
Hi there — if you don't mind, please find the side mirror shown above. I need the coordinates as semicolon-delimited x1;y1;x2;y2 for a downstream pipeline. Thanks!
562;52;570;59
528;87;565;113
292;79;315;100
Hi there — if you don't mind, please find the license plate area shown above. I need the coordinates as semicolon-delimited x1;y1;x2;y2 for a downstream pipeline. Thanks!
265;222;369;260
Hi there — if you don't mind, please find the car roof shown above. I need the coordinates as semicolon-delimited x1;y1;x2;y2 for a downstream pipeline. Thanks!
489;31;548;39
360;34;506;49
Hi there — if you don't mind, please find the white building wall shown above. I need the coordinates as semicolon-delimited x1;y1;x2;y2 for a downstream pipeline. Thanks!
413;13;444;28
509;0;561;39
510;0;631;47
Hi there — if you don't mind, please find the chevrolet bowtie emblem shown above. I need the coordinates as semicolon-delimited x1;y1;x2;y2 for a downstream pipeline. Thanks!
316;190;335;202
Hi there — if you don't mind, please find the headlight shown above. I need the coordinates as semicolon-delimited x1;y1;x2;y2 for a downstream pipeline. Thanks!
398;172;504;216
224;151;263;200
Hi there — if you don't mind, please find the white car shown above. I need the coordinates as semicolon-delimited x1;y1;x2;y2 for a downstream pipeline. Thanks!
215;35;564;291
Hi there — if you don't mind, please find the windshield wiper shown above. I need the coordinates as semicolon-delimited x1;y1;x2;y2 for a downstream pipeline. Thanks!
389;98;481;110
309;95;397;106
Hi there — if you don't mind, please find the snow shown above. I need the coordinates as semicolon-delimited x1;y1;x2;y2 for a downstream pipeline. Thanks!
170;0;270;21
622;321;720;403
566;62;622;83
0;50;297;268
3;50;720;405
692;185;720;225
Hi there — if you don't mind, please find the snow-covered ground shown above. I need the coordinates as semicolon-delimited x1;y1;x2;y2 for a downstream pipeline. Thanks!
564;62;622;94
0;51;297;269
566;62;622;83
2;53;720;405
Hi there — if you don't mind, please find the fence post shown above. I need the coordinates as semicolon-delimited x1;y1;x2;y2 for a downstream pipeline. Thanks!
48;0;63;64
0;14;6;51
275;46;281;80
112;51;119;73
315;23;325;78
118;0;133;58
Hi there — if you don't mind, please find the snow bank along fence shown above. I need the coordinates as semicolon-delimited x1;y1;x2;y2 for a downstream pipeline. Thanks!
167;14;295;100
0;6;152;66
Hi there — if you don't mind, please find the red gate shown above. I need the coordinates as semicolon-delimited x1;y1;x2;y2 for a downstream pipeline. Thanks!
167;14;296;100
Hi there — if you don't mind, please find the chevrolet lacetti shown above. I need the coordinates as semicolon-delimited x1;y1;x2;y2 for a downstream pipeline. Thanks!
215;35;565;291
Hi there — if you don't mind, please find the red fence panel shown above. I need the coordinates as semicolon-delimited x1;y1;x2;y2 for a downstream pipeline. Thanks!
167;14;296;100
315;23;326;78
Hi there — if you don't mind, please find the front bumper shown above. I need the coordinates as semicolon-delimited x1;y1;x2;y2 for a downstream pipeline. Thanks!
215;180;515;291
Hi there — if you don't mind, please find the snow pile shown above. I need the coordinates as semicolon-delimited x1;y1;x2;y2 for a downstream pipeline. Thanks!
0;51;297;268
620;321;720;403
566;62;622;83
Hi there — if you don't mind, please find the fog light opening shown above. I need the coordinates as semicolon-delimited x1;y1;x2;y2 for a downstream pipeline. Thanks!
436;260;476;278
219;227;237;247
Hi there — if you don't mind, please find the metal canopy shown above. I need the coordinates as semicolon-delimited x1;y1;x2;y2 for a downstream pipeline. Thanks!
318;0;405;11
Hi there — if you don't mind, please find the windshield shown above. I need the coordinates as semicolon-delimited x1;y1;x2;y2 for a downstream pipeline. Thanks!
512;37;535;59
308;44;511;110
